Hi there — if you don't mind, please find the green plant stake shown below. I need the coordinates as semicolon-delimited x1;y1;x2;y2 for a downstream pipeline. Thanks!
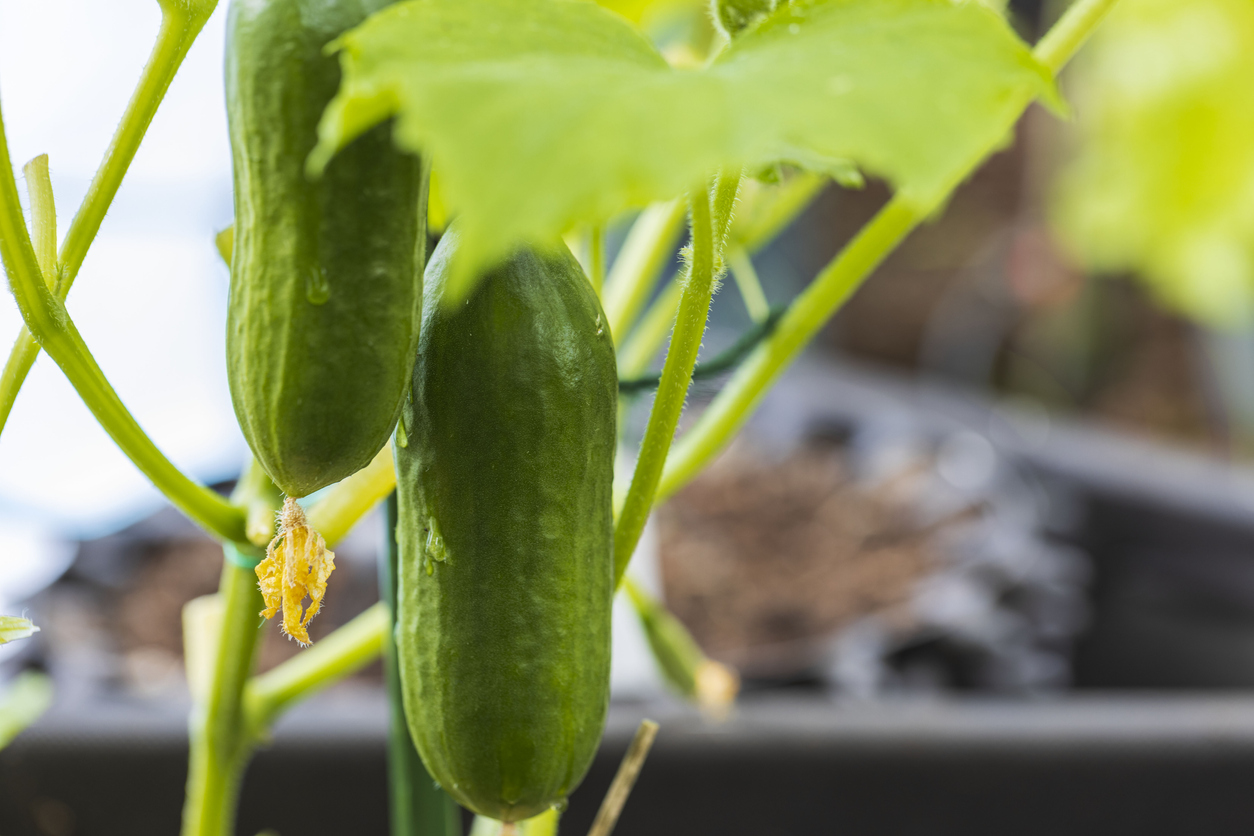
382;495;461;836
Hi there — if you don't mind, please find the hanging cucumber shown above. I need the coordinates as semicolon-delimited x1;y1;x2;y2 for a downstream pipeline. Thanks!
395;227;616;822
225;0;425;499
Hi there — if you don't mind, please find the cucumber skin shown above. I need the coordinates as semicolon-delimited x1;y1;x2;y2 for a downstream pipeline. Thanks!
226;0;424;499
396;229;616;822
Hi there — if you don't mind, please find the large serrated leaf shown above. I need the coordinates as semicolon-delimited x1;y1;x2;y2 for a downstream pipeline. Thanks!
312;0;1054;298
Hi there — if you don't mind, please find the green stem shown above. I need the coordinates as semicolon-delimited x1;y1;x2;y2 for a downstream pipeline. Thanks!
657;197;918;500
21;156;56;282
236;456;284;547
733;172;827;253
653;0;1122;502
726;245;769;323
181;552;264;836
0;0;216;437
589;225;606;298
617;277;683;379
306;442;397;546
0;103;246;543
613;178;720;588
1035;0;1121;74
710;171;742;250
381;495;460;836
616;171;807;380
623;577;704;699
243;603;386;733
602;198;687;344
0;157;58;437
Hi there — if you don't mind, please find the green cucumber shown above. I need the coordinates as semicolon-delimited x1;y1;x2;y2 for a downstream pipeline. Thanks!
226;0;425;499
395;228;616;822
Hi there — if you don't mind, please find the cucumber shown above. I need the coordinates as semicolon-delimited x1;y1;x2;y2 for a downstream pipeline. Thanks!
395;227;616;822
226;0;425;499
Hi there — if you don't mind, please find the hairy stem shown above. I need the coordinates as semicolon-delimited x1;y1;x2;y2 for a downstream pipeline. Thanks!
617;278;683;379
654;0;1122;501
613;177;722;587
657;197;919;499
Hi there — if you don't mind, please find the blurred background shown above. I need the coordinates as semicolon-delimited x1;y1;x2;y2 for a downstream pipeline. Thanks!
6;0;1254;833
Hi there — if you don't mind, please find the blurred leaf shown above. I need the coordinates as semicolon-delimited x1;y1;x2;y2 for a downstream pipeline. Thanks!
1052;0;1254;326
0;672;52;749
0;616;38;645
313;0;1054;299
595;0;701;25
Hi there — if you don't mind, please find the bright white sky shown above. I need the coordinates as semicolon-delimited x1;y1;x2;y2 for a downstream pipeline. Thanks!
0;1;245;540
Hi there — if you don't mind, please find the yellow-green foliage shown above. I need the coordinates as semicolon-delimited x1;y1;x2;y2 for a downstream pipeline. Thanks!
1052;0;1254;326
311;0;1053;301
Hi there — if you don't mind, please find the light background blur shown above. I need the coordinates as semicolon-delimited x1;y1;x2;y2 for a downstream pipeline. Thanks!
0;1;243;611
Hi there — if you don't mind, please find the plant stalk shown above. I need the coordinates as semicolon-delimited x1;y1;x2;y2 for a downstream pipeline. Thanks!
602;199;687;344
242;603;386;733
653;0;1123;502
727;246;769;323
181;552;264;836
381;495;461;836
613;176;724;587
21;156;56;283
0;1;217;436
0;81;247;545
307;442;397;545
589;225;606;298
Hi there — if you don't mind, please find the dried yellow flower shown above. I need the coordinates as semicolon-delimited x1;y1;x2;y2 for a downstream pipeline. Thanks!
255;497;336;645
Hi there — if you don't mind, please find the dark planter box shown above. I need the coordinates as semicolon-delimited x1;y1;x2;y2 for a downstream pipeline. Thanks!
754;357;1254;690
5;694;1254;835
9;357;1254;835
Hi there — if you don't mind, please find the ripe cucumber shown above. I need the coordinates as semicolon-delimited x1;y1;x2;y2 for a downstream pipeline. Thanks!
395;228;616;822
225;0;425;498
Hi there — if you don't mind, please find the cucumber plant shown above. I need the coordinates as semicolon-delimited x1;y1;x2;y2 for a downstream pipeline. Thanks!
0;0;1122;833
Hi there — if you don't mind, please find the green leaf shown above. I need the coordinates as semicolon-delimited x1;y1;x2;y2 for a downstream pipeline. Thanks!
0;672;51;750
313;0;1055;298
595;0;703;25
1051;0;1254;327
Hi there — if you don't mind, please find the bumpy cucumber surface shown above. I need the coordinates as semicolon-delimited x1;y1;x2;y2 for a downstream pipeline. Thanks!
396;228;616;822
226;0;424;498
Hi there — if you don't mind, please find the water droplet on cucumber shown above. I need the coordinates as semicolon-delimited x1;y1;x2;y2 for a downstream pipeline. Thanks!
305;266;330;304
